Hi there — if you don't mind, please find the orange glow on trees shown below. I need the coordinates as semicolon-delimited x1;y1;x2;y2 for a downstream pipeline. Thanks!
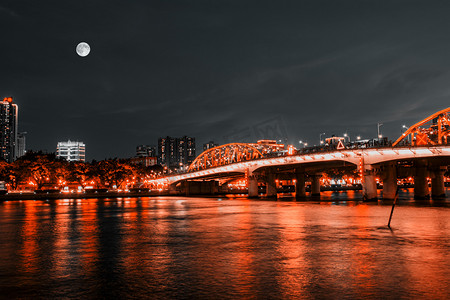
0;151;165;192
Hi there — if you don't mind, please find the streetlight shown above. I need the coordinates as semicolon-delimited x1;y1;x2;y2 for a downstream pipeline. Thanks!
343;132;350;142
402;124;410;143
299;140;308;148
356;136;361;140
319;133;326;145
377;123;383;139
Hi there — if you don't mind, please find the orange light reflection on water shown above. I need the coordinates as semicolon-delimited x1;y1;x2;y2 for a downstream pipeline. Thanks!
2;196;450;299
275;204;308;298
79;199;100;279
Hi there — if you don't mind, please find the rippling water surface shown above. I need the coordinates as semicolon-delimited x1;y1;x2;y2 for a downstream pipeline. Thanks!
0;190;449;299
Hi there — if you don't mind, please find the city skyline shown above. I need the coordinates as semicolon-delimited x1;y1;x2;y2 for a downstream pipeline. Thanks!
2;1;450;160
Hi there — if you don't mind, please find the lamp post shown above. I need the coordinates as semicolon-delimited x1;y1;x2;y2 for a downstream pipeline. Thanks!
319;133;326;145
402;125;410;144
299;140;308;149
343;132;350;143
377;123;383;139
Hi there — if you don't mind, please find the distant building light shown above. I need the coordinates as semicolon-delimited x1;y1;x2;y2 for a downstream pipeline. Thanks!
56;140;86;162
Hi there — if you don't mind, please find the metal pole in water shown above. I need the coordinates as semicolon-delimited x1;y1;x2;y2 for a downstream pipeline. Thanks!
387;188;399;228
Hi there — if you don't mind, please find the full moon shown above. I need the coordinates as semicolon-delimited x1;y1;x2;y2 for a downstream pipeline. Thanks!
76;42;90;57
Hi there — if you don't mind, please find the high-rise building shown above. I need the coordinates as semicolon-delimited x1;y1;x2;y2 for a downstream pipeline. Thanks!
136;145;156;157
158;136;196;168
56;140;86;162
177;136;196;166
203;141;218;152
0;97;18;163
17;132;27;158
158;136;178;167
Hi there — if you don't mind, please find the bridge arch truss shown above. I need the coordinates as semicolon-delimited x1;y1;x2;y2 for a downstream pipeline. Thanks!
188;143;264;172
393;107;450;147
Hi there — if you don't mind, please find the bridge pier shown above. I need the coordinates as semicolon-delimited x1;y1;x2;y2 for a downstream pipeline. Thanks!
247;169;259;198
184;180;219;196
310;174;321;196
414;160;429;200
265;170;277;198
185;181;190;196
295;169;306;199
168;183;179;195
362;164;378;201
382;163;397;200
431;166;446;199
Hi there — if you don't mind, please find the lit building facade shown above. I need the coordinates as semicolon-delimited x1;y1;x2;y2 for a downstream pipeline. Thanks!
130;156;157;167
158;136;177;167
56;140;86;162
0;97;18;163
203;141;218;152
178;136;196;166
158;136;196;168
136;145;156;157
17;132;26;158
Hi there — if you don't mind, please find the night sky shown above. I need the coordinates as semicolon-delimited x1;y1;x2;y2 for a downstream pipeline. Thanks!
1;0;450;160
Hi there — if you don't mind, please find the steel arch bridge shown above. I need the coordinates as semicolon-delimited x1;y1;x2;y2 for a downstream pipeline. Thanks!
188;143;264;172
185;107;450;173
147;107;450;188
153;146;450;186
393;107;450;147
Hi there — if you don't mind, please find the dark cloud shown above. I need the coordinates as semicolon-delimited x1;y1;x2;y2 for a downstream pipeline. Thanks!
1;0;450;159
0;5;18;17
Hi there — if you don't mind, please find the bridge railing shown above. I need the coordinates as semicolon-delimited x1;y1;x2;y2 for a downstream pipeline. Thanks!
152;140;450;180
153;107;450;178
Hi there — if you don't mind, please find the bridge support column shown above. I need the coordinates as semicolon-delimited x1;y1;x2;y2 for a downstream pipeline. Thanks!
310;174;321;196
184;180;218;196
265;170;277;198
382;163;397;200
414;160;429;200
207;181;218;195
431;167;446;199
362;164;378;201
169;183;179;195
184;181;190;196
247;169;259;198
295;169;306;199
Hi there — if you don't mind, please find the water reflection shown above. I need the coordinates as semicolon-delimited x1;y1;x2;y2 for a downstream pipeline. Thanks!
0;192;449;298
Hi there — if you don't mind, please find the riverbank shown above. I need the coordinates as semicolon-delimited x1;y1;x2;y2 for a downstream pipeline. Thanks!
0;190;171;201
0;190;255;201
1;184;448;201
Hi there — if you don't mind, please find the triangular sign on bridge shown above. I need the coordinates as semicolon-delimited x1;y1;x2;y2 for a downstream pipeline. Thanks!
337;140;345;150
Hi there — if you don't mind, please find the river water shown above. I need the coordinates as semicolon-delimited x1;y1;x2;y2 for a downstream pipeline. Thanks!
0;189;449;299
